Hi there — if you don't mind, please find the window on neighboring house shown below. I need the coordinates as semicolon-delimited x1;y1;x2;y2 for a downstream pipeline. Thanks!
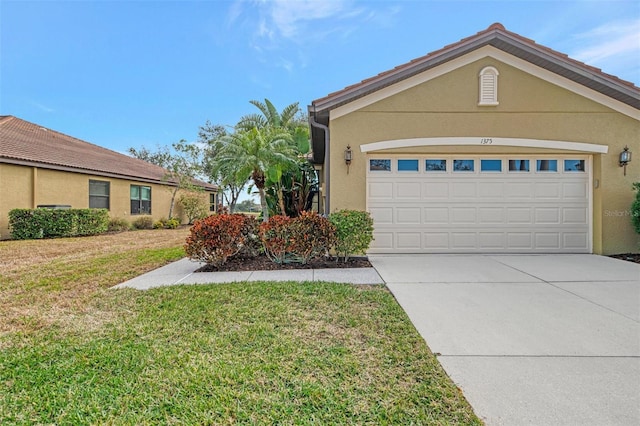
89;180;110;209
210;193;216;212
478;66;499;106
130;185;151;214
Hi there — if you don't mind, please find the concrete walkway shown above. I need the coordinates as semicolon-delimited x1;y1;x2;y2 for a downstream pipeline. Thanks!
113;258;384;290
369;254;640;426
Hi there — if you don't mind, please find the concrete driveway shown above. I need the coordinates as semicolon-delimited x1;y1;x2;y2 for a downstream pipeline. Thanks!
369;254;640;426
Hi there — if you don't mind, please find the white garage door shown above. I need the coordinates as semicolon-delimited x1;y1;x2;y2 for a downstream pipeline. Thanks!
367;155;591;253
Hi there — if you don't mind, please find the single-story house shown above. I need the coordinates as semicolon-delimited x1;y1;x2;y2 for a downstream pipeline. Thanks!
309;23;639;255
0;115;217;239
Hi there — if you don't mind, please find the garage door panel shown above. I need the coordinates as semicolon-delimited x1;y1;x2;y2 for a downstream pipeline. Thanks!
563;182;588;198
478;182;504;198
396;207;421;224
507;207;532;224
423;232;449;249
424;207;449;223
452;207;477;224
479;207;504;224
367;155;590;253
507;233;533;249
535;207;560;224
479;232;505;248
535;182;561;199
452;182;477;198
423;181;449;198
369;207;393;224
563;208;587;224
396;182;422;199
368;181;393;198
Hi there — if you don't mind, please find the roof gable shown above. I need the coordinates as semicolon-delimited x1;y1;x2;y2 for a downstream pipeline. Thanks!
309;23;640;120
0;116;216;191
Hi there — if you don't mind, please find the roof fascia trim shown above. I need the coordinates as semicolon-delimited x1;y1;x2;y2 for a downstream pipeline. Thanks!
331;46;639;121
0;158;217;191
360;137;609;154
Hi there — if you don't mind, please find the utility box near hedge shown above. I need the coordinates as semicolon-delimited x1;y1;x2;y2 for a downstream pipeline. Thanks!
8;208;110;240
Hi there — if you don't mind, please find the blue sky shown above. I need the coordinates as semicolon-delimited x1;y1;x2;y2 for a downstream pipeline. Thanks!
1;0;639;155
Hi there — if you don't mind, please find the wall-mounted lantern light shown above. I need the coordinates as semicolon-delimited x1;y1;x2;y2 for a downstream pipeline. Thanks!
619;146;632;176
344;145;352;174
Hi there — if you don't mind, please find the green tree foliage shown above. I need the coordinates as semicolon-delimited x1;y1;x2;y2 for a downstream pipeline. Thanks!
632;182;640;234
212;128;296;222
128;140;202;219
198;121;246;213
178;191;209;224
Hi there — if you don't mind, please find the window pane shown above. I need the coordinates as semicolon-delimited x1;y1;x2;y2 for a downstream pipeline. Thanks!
398;159;419;172
131;200;140;214
537;160;557;172
89;180;109;196
369;159;391;171
508;160;530;172
130;185;140;199
90;197;109;209
425;159;446;171
453;159;474;172
481;159;502;172
141;200;151;214
141;186;151;200
564;160;585;172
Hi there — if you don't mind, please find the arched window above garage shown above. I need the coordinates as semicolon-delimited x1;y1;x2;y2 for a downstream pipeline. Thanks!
478;66;499;106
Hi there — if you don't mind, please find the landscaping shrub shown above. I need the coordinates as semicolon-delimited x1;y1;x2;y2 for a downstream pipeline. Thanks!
239;214;262;257
108;217;131;233
329;209;374;262
260;212;336;264
74;208;109;236
8;208;109;240
132;216;154;230
153;217;181;229
184;214;251;267
632;182;640;235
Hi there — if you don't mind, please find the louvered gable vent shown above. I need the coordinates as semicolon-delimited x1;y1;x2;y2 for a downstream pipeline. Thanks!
479;66;499;105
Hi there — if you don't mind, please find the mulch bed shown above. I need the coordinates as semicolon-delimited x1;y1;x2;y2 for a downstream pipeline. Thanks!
196;254;372;272
609;253;640;264
195;252;640;272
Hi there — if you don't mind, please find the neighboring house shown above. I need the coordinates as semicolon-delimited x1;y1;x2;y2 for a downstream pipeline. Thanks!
309;23;639;255
0;116;217;239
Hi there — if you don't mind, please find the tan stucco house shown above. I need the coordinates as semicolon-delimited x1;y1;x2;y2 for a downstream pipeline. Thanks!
309;23;639;255
0;116;217;239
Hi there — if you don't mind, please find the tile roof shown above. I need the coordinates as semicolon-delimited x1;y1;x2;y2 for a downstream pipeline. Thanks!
310;23;640;114
0;116;216;191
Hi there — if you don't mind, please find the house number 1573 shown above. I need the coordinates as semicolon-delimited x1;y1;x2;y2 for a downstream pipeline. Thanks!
480;138;493;144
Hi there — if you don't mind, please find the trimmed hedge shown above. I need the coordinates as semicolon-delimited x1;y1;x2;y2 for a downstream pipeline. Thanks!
329;210;374;262
259;212;336;264
8;208;110;240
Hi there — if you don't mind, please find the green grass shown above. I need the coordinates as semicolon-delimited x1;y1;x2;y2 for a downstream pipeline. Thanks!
1;282;481;425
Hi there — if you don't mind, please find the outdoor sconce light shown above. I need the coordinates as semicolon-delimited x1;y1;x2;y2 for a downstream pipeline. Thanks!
344;145;352;174
619;146;632;176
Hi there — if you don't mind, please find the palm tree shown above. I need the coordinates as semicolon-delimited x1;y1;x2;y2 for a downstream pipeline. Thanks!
237;99;301;132
213;127;296;221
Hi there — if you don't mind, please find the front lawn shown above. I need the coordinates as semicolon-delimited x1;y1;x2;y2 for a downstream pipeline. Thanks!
0;230;481;424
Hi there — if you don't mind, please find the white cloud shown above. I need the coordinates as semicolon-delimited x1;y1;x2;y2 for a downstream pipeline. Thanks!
572;19;640;62
30;100;55;113
570;19;640;82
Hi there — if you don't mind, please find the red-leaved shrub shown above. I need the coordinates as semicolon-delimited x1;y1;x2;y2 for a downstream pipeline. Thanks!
184;214;250;267
260;212;336;264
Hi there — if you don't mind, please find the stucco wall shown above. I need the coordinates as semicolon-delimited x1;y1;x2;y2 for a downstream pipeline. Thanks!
0;164;213;239
327;58;639;254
